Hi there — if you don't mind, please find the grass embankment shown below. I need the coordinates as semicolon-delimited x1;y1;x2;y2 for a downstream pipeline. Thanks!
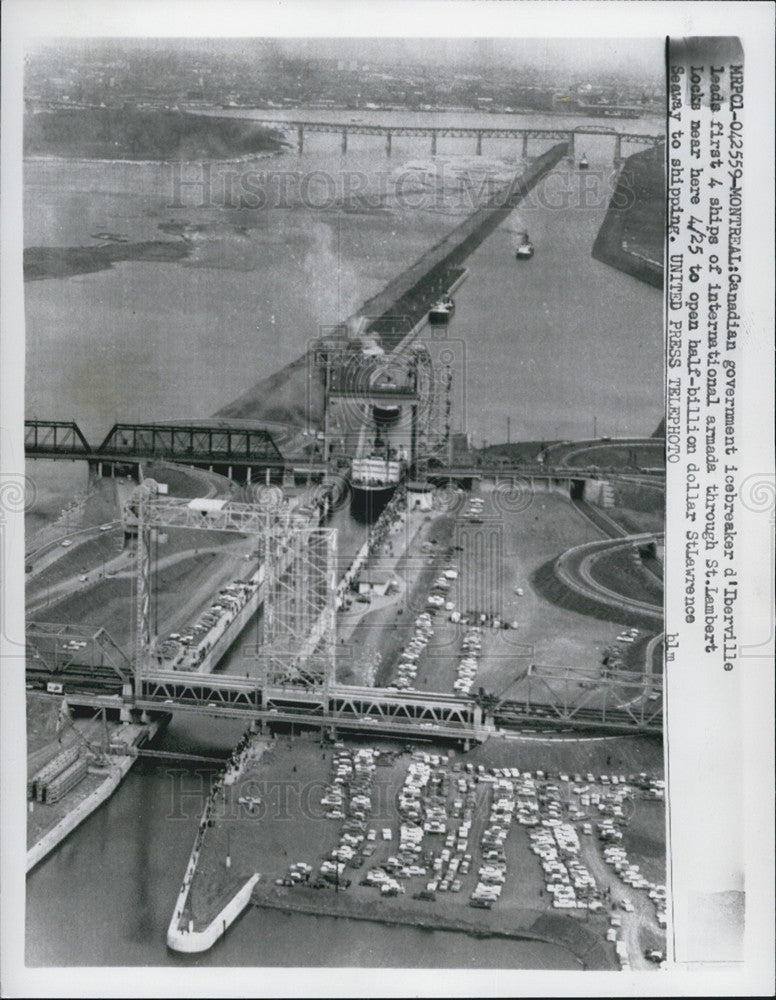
26;475;119;552
586;546;663;607
604;480;665;537
561;443;665;470
531;559;660;633
38;546;247;651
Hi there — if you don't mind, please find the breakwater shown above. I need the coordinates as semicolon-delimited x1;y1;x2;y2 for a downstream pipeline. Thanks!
359;142;569;351
216;143;568;426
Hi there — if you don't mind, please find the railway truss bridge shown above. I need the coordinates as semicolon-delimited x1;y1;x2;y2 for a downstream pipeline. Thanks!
254;118;663;165
24;420;288;483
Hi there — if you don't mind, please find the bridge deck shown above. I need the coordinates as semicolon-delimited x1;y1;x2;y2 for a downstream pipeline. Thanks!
256;119;662;144
42;680;660;735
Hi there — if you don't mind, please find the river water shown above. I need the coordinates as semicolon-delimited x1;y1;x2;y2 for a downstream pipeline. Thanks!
25;107;663;967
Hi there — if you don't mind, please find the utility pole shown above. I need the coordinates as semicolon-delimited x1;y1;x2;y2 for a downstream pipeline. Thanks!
593;415;597;439
506;417;510;445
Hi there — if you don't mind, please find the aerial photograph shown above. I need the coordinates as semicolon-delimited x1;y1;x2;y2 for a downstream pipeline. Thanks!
23;36;667;971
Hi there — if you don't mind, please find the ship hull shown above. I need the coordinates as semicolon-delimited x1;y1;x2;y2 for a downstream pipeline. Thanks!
349;482;397;523
373;403;402;426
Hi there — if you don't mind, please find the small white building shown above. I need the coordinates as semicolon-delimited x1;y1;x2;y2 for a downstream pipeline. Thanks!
407;480;434;510
357;571;393;597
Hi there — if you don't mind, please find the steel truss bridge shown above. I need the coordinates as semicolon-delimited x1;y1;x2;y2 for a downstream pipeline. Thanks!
26;468;663;741
258;118;663;162
490;663;662;733
24;420;286;481
26;632;661;740
25;421;664;488
428;464;664;481
126;488;337;690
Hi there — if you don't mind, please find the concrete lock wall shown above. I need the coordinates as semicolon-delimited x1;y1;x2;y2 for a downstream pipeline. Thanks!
582;479;614;507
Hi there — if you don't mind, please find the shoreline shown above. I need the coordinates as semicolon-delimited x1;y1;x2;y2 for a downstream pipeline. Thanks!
250;884;612;970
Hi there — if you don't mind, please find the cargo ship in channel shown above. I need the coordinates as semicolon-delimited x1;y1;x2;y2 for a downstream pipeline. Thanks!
349;428;407;522
428;293;455;325
348;361;411;521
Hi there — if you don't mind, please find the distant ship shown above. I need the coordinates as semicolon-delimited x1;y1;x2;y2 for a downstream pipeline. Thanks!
514;231;534;260
428;293;455;325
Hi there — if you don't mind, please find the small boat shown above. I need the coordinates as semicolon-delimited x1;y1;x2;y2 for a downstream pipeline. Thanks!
429;293;455;325
579;154;589;170
514;232;534;260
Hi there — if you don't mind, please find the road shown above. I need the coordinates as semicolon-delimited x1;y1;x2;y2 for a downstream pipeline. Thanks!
578;829;655;970
26;540;252;617
555;535;663;622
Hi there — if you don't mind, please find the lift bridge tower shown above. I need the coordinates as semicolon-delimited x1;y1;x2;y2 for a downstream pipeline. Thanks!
124;481;337;696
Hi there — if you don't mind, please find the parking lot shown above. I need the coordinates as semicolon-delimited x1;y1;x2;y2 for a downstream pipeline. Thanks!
190;733;665;968
375;486;623;703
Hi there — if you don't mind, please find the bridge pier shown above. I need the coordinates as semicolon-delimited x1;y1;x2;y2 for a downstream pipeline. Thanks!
341;128;348;154
297;124;304;154
385;130;392;156
522;133;528;159
87;460;103;487
475;132;482;156
613;134;622;168
121;683;133;723
567;131;575;163
430;130;437;156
